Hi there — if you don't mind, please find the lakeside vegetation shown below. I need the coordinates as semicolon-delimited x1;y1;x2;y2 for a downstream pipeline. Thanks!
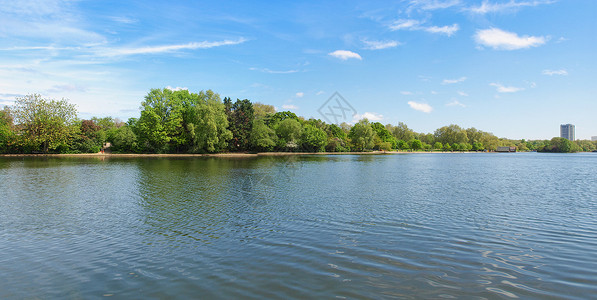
1;90;595;154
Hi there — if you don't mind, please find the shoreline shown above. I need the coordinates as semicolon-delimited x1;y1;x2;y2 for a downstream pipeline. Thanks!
0;151;501;158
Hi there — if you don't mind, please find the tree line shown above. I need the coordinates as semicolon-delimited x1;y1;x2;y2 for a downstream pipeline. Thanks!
1;90;596;154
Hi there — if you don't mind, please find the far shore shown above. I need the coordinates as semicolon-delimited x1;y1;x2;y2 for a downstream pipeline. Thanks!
0;151;505;158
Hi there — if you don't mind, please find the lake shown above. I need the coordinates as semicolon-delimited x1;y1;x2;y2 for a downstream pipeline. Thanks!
1;153;596;299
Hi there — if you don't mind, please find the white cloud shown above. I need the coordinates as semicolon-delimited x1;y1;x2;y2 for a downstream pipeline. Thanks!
362;39;400;50
166;86;188;91
401;91;413;95
389;19;459;36
316;91;325;95
430;91;438;95
447;100;466;107
542;69;568;76
425;24;459;36
457;91;469;96
490;83;524;93
411;0;462;10
102;38;247;56
408;101;433;113
328;50;362;60
249;67;298;74
442;77;467;84
474;28;547;50
282;104;298;110
352;112;383;122
389;19;423;31
468;0;555;14
295;92;304;98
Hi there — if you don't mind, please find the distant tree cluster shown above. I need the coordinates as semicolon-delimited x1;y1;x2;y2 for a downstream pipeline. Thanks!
1;91;596;154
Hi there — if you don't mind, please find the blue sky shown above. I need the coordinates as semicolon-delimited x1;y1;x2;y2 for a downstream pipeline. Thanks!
0;0;595;139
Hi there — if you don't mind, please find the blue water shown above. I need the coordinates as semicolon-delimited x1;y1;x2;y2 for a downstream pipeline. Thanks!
1;153;596;299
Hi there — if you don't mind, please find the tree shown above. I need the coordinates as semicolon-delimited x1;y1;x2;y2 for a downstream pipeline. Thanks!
225;98;254;151
253;102;276;120
433;142;443;150
301;124;327;152
409;139;422;151
434;124;468;146
390;122;414;142
275;118;302;150
109;125;138;153
0;107;16;153
11;94;78;153
349;119;375;151
250;120;277;152
372;122;397;149
539;137;578;153
136;88;182;153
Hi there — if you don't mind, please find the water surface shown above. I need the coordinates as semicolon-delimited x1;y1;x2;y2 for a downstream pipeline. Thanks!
1;153;596;299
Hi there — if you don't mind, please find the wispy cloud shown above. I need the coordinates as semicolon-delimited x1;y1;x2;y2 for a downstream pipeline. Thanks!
316;91;325;95
411;0;462;10
362;39;400;50
475;28;547;50
490;82;524;93
468;0;555;14
102;38;247;56
249;67;298;74
353;112;383;122
425;24;459;36
282;104;298;110
328;50;362;60
408;101;433;113
457;91;469;96
401;91;414;95
442;77;467;84
389;19;459;36
389;19;423;31
447;100;466;107
542;69;568;76
295;92;304;98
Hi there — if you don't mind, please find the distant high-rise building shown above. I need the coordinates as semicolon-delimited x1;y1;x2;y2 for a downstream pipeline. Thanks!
560;124;575;141
592;136;597;141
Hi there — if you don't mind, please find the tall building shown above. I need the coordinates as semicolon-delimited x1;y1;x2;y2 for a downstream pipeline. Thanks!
560;124;575;141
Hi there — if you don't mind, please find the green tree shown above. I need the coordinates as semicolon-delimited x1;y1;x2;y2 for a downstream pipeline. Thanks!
349;119;375;151
390;122;414;142
0;107;16;153
433;142;443;150
301;124;327;152
253;102;276;120
136;88;182;153
225;98;254;151
409;139;422;151
372;122;397;149
275;118;302;150
434;124;468;146
250;119;277;152
12;94;78;153
109;126;138;153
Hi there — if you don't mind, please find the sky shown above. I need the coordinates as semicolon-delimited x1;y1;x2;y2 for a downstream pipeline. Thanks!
0;0;595;139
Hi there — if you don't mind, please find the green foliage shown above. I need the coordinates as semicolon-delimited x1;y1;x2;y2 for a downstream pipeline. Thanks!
387;122;414;142
434;124;468;146
372;122;397;149
409;139;422;150
349;119;375;151
301;124;327;152
109;126;138;153
0;107;17;153
275;118;302;151
264;111;299;126
253;102;276;120
433;142;443;150
538;137;579;153
250;120;277;152
225;98;254;151
12;94;78;153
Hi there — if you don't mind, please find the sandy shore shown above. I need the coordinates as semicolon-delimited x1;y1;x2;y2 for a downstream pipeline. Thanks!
0;151;490;158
